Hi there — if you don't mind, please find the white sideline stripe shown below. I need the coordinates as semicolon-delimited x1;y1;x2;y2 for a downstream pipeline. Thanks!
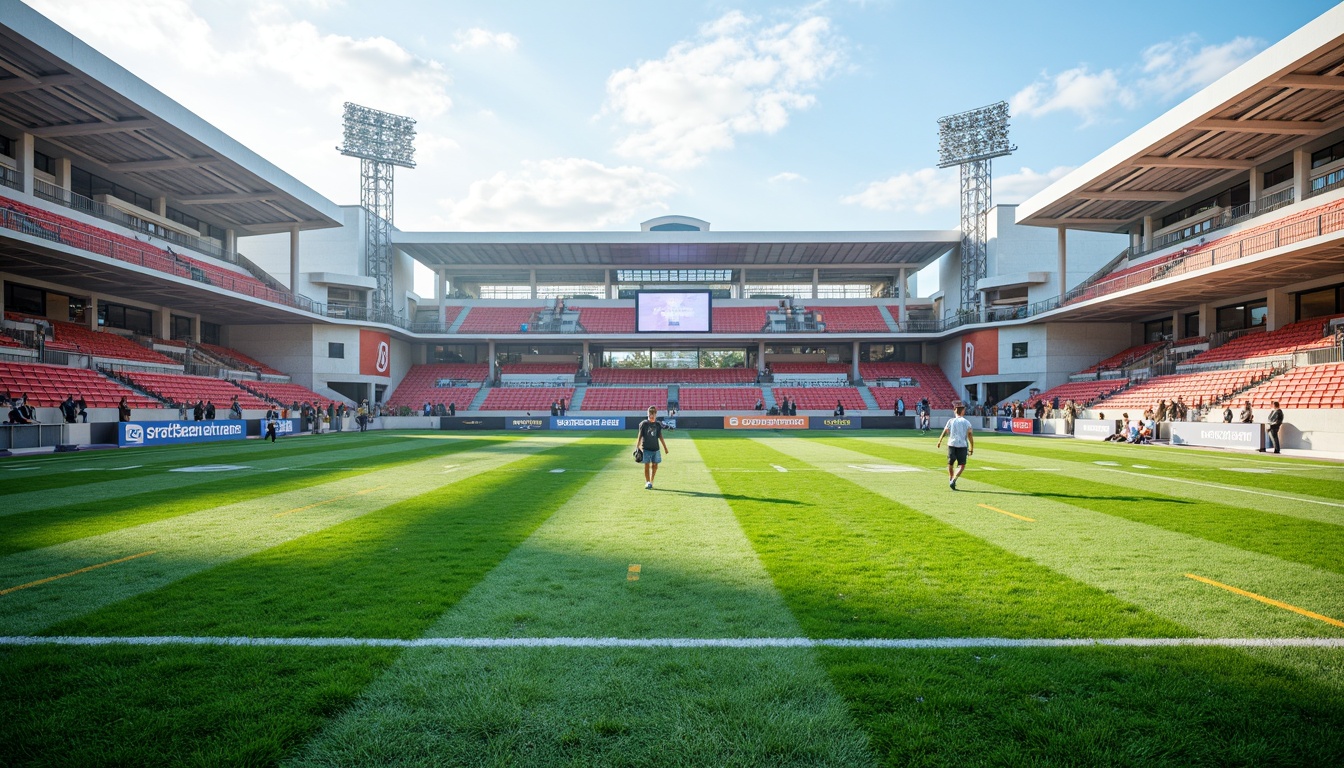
2;635;1341;650
1097;468;1344;509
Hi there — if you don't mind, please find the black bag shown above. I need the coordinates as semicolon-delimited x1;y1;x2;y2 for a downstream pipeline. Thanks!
633;448;644;463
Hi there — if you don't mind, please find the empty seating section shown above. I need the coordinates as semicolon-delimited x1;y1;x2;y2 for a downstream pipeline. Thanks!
1237;363;1344;409
578;308;635;333
5;314;175;363
590;368;756;385
124;372;271;409
1033;379;1130;407
1092;369;1270;412
772;362;847;374
1183;315;1342;365
501;363;577;374
194;343;286;375
774;387;866;411
808;306;886;332
860;363;959;409
712;307;768;333
443;305;464;326
240;381;346;407
385;364;489;409
0;363;160;408
678;387;764;410
0;331;25;348
579;388;667;412
479;387;574;411
457;307;540;333
1079;342;1166;373
1;195;293;305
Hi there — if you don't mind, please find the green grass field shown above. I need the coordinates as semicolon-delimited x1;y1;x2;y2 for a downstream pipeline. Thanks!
1;428;1342;767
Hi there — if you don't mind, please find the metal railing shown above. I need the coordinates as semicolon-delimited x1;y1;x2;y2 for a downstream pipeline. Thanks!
1127;187;1298;261
1309;168;1344;199
32;180;230;260
0;166;20;191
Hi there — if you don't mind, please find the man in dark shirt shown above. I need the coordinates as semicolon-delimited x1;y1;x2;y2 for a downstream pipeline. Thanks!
636;406;670;490
1267;400;1285;454
60;394;78;424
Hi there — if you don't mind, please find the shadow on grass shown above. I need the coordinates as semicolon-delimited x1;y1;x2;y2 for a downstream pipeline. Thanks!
966;489;1195;504
657;488;809;505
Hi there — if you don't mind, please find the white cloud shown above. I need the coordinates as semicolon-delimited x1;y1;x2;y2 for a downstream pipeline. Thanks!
994;165;1076;204
26;0;226;70
1011;33;1262;125
440;158;677;230
604;10;845;168
840;167;957;214
452;27;520;53
768;171;804;184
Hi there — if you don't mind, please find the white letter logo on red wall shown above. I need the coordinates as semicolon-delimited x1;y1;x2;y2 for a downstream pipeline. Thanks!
376;341;390;374
963;342;975;375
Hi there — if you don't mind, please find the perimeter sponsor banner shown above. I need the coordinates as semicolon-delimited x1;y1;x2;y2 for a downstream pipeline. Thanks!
505;417;548;430
550;416;624;430
359;330;392;377
723;415;809;429
1074;419;1120;441
439;417;504;430
960;329;999;377
1010;417;1039;434
119;420;246;447
810;416;861;430
1170;422;1266;451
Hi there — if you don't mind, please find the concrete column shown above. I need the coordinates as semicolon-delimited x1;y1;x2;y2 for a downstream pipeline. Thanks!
288;225;301;292
192;315;201;342
54;157;71;191
897;267;907;323
1057;227;1068;300
757;340;766;374
1265;287;1293;332
487;340;497;382
437;268;446;328
1129;223;1142;252
153;196;167;217
1292;148;1310;203
17;132;34;195
86;295;98;331
1248;166;1261;209
738;270;747;299
581;340;591;374
157;307;171;339
1197;303;1212;337
811;269;819;299
1171;310;1181;341
529;269;537;300
1142;215;1154;252
225;229;236;258
603;270;612;300
851;340;860;382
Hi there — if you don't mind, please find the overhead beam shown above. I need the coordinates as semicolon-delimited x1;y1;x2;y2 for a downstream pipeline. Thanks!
1079;190;1188;202
1196;118;1325;134
1135;156;1257;170
0;73;82;94
30;118;151;137
107;156;220;172
174;191;275;204
1276;74;1344;91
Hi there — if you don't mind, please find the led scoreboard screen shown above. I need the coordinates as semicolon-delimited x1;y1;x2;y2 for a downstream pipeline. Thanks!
635;291;712;333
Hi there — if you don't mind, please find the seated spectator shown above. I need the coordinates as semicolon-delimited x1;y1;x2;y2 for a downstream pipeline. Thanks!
1105;414;1129;441
118;396;131;423
768;405;780;415
834;401;845;417
754;398;763;410
60;394;78;424
1239;400;1254;424
77;395;87;423
1222;405;1234;423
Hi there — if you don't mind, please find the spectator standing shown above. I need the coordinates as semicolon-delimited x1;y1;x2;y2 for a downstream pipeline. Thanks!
204;401;216;420
230;396;242;420
896;396;906;416
935;404;974;491
1267;401;1284;454
117;396;131;423
59;394;77;424
76;394;87;423
193;400;205;421
1239;400;1254;424
448;402;456;417
1222;405;1234;423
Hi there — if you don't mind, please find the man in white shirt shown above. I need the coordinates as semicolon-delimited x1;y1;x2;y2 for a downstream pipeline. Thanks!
935;404;975;491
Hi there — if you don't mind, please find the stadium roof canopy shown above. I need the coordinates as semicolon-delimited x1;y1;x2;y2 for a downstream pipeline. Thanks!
1017;3;1344;232
0;0;343;235
393;229;961;283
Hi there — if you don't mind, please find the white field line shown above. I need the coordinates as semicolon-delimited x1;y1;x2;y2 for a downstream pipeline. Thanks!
1096;468;1344;509
1;635;1341;650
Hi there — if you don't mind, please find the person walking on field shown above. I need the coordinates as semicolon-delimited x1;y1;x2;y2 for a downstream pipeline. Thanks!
636;405;670;490
935;404;974;491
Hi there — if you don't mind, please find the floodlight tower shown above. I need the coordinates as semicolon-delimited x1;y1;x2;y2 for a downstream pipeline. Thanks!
937;101;1015;312
338;102;416;319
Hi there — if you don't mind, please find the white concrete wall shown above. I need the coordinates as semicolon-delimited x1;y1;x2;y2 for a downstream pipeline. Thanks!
986;205;1127;303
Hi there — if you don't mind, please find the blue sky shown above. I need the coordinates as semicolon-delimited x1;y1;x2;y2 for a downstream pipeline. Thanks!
22;0;1336;292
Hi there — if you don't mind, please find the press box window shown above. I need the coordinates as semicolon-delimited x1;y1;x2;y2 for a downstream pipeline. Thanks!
1011;342;1028;359
328;342;345;359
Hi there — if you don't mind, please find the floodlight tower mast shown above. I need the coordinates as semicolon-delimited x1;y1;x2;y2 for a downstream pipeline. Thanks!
338;103;416;320
937;101;1015;313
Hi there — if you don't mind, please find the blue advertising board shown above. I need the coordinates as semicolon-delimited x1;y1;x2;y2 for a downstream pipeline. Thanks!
505;417;549;430
119;420;246;447
550;416;625;430
810;416;861;430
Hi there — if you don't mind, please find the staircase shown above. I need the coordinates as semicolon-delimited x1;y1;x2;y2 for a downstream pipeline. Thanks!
857;385;879;411
876;305;900;332
447;308;471;333
569;384;587;412
761;386;777;411
467;385;491;411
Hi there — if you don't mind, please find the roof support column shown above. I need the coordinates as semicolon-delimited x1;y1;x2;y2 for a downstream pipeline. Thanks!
153;196;167;217
1248;165;1262;208
1265;287;1292;332
289;225;301;294
437;268;446;329
17;132;33;196
529;269;537;300
1171;309;1182;341
897;267;907;324
812;269;819;299
851;340;860;383
225;229;236;259
1292;147;1310;203
157;306;172;339
487;340;497;384
738;270;746;299
86;295;98;331
757;340;766;375
1057;227;1067;300
1142;215;1154;252
54;157;71;191
581;340;590;374
603;270;611;300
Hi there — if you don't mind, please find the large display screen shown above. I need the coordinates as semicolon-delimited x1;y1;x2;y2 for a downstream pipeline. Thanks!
636;291;712;333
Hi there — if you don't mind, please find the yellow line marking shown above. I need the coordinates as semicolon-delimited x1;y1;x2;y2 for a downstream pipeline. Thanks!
977;503;1036;522
1185;573;1344;628
0;551;157;596
273;485;389;518
627;564;641;582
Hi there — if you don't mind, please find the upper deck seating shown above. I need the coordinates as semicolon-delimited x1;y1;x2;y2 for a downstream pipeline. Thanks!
590;368;756;385
500;363;577;375
5;314;176;364
578;388;667;412
677;387;764;410
773;386;866;411
123;372;271;409
1091;369;1270;412
578;308;635;333
1236;362;1344;410
711;307;768;333
860;363;959;409
239;380;346;407
0;362;161;408
443;305;464;327
479;387;574;411
1182;315;1343;366
1033;379;1130;407
1079;342;1166;373
193;343;286;376
772;362;848;374
457;307;541;334
807;306;887;332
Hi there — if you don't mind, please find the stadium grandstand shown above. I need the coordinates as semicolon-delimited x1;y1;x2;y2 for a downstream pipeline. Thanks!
0;0;1341;457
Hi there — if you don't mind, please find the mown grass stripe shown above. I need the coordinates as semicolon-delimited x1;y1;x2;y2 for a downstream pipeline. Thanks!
978;503;1035;522
0;551;156;596
1185;573;1344;628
